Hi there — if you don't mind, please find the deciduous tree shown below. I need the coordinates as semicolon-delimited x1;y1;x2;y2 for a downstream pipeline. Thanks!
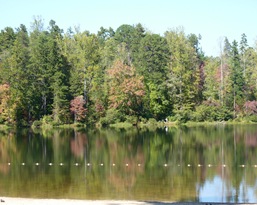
107;60;145;118
70;95;87;123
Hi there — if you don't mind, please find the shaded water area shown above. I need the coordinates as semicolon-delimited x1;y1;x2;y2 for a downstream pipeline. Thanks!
0;125;257;203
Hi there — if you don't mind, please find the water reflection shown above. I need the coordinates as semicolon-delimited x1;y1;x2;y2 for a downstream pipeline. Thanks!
0;125;257;202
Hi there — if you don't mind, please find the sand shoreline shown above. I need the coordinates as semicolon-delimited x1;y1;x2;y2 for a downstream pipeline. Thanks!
1;197;256;205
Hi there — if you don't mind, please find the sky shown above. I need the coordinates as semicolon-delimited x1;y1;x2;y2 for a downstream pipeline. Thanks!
1;0;257;56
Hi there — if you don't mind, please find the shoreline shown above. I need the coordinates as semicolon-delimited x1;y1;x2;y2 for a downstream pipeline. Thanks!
1;197;256;205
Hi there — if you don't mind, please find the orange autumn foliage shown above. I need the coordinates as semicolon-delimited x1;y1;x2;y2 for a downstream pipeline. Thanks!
107;60;145;114
70;95;87;122
0;84;10;123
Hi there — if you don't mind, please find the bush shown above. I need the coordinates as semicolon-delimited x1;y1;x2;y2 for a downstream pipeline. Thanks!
139;116;147;124
99;109;123;127
247;115;257;122
99;117;109;127
215;107;232;121
174;107;192;123
192;105;216;122
17;119;29;127
42;115;53;125
167;115;176;122
125;115;138;125
32;120;42;127
191;104;232;122
148;118;157;124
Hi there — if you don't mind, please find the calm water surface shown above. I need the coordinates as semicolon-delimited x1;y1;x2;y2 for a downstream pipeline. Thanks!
0;125;257;203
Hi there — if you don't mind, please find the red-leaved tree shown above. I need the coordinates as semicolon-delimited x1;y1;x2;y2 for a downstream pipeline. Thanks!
70;95;87;123
244;101;257;115
107;60;145;116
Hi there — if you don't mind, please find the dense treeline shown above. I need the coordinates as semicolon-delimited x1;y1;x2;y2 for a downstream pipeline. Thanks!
1;18;257;127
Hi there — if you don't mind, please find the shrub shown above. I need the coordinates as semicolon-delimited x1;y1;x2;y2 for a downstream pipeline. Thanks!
192;105;216;122
125;115;138;125
248;115;257;122
148;118;157;124
99;109;123;127
32;120;42;127
191;104;232;122
174;107;192;123
42;115;53;125
167;115;176;122
215;107;232;121
139;116;147;124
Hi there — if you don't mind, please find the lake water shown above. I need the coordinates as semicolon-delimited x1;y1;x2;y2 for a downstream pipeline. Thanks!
0;125;257;203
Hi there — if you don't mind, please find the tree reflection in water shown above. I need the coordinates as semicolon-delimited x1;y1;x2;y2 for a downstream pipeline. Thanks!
0;125;257;202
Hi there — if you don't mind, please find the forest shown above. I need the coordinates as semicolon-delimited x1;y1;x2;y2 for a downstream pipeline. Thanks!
0;18;257;127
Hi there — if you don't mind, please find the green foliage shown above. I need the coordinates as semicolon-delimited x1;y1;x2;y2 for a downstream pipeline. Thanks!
32;120;42;127
109;122;133;129
148;118;158;124
0;27;16;52
191;104;232;122
173;106;193;123
0;20;257;126
42;115;54;125
136;33;170;119
125;115;138;125
247;115;257;122
165;28;200;111
99;108;123;127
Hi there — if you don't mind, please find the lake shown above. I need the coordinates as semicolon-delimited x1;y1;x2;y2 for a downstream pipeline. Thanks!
0;125;257;203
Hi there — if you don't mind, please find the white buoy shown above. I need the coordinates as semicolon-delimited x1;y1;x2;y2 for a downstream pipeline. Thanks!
112;163;116;166
75;163;79;166
100;163;103;166
8;163;11;166
49;163;53;166
254;165;257;168
223;164;226;167
138;164;141;167
178;164;180;167
240;165;245;167
164;164;168;167
125;163;129;167
87;163;91;166
60;163;64;166
208;164;212;167
187;164;191;167
198;164;202;167
35;163;39;166
21;163;25;166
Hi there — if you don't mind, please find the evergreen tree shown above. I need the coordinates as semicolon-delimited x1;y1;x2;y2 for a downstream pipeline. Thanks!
29;18;53;117
0;27;16;53
48;20;70;124
136;34;170;119
230;40;244;117
240;33;248;77
8;24;31;125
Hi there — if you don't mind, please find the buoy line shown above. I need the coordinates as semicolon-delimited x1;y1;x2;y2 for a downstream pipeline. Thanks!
3;162;257;168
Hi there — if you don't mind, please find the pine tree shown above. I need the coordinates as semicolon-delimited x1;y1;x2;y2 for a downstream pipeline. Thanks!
230;40;244;117
8;24;31;125
48;20;70;124
136;34;170;119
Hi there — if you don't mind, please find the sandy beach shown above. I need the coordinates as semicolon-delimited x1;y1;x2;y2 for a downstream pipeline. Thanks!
0;198;256;205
